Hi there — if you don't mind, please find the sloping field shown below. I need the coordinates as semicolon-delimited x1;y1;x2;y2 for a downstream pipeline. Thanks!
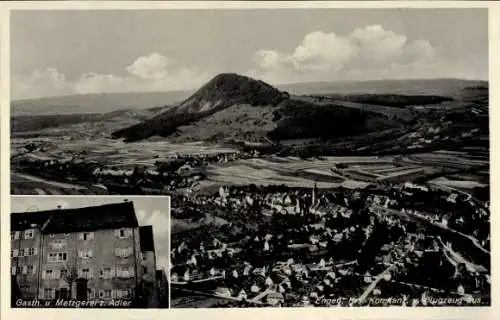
10;173;105;195
205;164;367;189
430;177;487;190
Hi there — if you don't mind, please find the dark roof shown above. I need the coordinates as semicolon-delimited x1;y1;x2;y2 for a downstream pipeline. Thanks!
11;202;139;233
11;210;54;231
139;225;155;252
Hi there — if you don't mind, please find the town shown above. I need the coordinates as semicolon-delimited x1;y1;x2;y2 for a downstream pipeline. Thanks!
170;182;490;307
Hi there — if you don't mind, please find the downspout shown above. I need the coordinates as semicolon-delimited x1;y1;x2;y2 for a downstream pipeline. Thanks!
37;230;44;299
131;227;139;302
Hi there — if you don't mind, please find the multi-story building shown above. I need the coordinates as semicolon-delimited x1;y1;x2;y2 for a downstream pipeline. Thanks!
11;201;159;307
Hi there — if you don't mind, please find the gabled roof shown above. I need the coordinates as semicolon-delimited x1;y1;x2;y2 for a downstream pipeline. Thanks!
11;202;139;233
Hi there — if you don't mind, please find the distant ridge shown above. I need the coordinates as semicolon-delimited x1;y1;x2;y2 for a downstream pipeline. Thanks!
111;73;396;143
12;77;486;116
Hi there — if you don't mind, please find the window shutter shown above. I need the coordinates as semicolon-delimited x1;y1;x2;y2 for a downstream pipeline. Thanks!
111;289;116;299
32;265;37;275
89;268;93;279
114;230;120;237
22;266;28;274
34;248;38;256
115;248;119;256
11;267;16;275
14;232;19;240
90;232;95;240
42;271;46;280
13;249;18;257
89;250;93;258
79;233;84;240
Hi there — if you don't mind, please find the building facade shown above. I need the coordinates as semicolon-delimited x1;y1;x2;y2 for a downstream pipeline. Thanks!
11;201;159;307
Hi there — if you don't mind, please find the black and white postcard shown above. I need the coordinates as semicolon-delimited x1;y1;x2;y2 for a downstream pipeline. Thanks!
2;2;497;319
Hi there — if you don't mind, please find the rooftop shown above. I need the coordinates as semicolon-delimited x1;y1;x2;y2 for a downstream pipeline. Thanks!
11;201;139;233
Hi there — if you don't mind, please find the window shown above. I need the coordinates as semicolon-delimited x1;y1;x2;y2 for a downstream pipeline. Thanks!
11;231;20;240
116;289;129;299
44;288;55;299
60;269;68;279
80;268;92;279
116;228;132;239
43;269;54;280
26;248;37;256
50;239;67;250
80;232;94;241
27;265;35;274
79;250;93;259
115;247;132;258
143;266;148;274
48;252;68;262
18;249;25;257
99;290;112;299
117;266;132;278
24;229;35;239
22;265;35;275
99;267;114;279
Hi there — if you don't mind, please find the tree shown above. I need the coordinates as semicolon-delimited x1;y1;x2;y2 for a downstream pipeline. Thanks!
63;259;79;299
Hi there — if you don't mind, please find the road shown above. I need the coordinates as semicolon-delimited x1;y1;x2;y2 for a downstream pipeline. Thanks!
171;286;264;306
437;236;487;273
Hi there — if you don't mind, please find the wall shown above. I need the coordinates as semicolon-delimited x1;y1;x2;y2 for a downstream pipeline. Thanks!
11;229;42;299
39;228;139;300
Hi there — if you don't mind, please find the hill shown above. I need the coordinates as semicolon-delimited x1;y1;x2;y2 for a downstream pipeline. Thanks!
111;73;398;143
111;73;290;142
11;90;191;117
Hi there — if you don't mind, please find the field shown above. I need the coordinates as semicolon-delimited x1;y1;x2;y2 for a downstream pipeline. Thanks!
12;138;237;168
11;172;100;195
200;155;439;190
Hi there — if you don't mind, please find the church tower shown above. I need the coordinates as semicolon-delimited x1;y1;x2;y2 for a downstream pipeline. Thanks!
312;181;318;205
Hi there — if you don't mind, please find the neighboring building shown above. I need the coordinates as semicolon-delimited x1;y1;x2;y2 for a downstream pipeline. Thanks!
156;269;169;308
139;225;159;308
11;201;159;307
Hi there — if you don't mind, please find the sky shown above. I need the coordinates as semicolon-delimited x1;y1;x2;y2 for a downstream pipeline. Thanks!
11;8;488;100
11;196;170;271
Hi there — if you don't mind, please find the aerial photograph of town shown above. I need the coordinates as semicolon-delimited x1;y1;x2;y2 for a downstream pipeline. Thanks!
10;8;489;308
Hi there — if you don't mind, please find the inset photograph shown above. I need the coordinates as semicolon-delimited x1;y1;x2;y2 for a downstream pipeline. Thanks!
10;195;170;308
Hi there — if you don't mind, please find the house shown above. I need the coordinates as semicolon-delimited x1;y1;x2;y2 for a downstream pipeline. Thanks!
266;291;284;306
214;287;232;298
10;202;158;307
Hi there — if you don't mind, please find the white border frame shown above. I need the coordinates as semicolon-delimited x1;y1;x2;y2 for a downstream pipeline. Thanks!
1;2;497;320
